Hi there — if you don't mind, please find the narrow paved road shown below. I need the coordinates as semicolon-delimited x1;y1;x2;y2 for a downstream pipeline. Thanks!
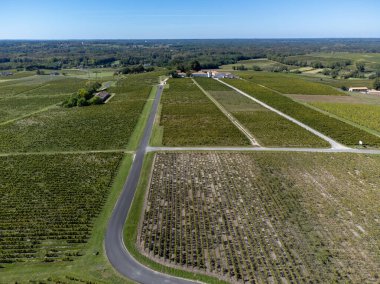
217;79;349;150
105;84;198;284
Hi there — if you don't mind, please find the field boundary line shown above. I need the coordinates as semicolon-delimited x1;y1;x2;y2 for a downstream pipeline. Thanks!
0;103;59;126
0;149;131;157
217;79;349;150
192;78;259;146
146;146;380;155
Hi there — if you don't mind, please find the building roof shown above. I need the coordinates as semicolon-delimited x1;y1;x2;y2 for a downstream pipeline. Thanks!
349;87;368;90
95;91;110;100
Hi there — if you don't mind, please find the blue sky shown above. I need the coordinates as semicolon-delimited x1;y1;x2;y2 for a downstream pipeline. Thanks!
1;0;379;39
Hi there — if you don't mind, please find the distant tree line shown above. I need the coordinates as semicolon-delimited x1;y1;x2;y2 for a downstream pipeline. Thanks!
2;39;380;72
121;64;155;74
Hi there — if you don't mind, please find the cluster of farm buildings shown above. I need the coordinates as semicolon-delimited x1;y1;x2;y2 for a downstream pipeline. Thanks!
176;70;237;79
349;87;380;96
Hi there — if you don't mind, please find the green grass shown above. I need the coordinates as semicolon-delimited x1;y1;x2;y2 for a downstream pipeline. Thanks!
150;103;164;146
238;71;344;95
223;78;380;147
123;153;229;284
160;78;250;146
195;77;329;148
311;102;380;133
0;153;133;284
126;86;156;151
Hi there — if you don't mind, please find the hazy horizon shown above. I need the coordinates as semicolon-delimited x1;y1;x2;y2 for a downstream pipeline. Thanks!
1;0;379;40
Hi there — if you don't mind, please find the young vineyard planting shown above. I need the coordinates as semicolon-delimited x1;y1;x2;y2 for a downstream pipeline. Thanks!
139;152;380;283
0;153;123;265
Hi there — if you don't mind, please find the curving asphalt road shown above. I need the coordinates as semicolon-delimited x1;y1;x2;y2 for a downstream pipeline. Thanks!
105;84;198;284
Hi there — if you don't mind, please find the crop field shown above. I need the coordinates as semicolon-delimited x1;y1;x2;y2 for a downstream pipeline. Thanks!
160;79;249;146
0;77;86;123
0;153;123;265
220;59;295;72
310;52;380;68
300;74;375;88
237;71;343;95
310;102;380;133
139;152;380;283
223;79;380;147
0;72;160;152
194;78;328;147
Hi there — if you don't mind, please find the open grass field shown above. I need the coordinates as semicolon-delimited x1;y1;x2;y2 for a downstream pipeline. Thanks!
194;78;329;147
223;78;380;147
237;71;344;95
139;152;380;284
310;103;380;133
0;72;161;152
160;78;250;146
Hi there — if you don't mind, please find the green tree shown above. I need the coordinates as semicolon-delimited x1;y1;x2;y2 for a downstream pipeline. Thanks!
374;78;380;90
191;60;201;71
356;62;365;72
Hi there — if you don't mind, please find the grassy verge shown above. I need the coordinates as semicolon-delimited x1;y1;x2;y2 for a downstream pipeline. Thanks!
123;153;229;284
149;103;164;146
126;86;157;151
0;154;134;284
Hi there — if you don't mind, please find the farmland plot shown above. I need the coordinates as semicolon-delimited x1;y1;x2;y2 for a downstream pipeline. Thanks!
0;153;123;265
140;152;380;283
194;78;328;147
160;79;249;146
223;79;380;147
310;102;380;133
0;72;160;152
0;77;86;123
237;71;343;95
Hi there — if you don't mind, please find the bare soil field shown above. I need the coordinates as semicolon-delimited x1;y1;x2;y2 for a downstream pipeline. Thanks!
139;152;380;283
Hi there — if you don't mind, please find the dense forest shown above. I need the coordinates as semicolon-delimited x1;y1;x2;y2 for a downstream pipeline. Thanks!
1;39;380;71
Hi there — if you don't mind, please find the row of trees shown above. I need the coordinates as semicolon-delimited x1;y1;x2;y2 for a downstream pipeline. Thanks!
120;64;155;74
